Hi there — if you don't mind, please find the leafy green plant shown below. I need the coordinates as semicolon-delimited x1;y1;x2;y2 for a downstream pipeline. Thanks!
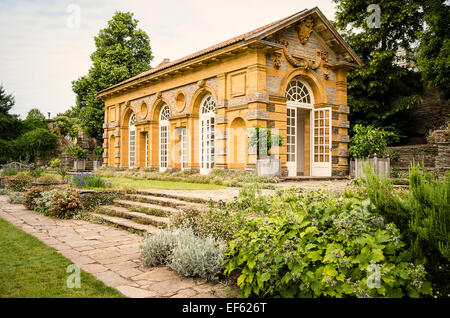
140;229;179;267
248;125;284;157
70;146;89;160
93;146;103;160
57;168;67;181
49;158;60;169
1;168;18;176
349;124;398;158
29;167;44;178
364;162;449;296
223;189;432;298
35;175;60;184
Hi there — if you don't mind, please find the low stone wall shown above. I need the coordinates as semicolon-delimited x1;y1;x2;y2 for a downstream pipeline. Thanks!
388;144;438;169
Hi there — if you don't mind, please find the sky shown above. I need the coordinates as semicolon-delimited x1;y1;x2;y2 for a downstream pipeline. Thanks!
0;0;336;119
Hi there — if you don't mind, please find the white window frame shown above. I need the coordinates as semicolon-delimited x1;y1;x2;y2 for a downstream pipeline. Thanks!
159;104;170;171
128;113;136;168
199;94;216;175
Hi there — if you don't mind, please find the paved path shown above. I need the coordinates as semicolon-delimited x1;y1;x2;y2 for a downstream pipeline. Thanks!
0;196;238;298
144;180;351;203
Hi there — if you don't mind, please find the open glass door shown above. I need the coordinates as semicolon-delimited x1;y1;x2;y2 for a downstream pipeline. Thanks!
286;107;297;177
312;107;332;176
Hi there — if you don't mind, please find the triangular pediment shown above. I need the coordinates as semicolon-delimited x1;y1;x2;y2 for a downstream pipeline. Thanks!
246;7;363;67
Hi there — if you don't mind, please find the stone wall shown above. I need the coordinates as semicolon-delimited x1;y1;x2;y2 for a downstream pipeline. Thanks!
388;144;438;169
388;125;449;177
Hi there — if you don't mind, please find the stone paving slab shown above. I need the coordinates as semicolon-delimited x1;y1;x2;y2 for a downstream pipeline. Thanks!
0;196;239;298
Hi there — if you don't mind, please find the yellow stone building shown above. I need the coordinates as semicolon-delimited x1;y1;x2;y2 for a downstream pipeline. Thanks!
98;7;363;177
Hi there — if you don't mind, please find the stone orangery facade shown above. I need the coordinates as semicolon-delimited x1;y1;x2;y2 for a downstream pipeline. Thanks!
98;7;363;177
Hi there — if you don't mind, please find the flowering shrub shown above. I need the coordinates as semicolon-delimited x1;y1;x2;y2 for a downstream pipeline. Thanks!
223;188;432;298
5;172;33;192
72;173;111;189
49;188;83;218
23;186;44;210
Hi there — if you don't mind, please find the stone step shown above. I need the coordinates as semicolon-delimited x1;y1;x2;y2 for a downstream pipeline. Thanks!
98;205;170;228
131;189;210;205
114;199;180;216
124;194;205;210
90;213;161;234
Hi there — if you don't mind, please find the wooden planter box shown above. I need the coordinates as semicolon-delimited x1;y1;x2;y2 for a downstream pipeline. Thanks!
256;157;281;177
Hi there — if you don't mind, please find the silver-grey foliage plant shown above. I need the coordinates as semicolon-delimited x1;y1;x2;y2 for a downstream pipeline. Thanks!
140;227;226;281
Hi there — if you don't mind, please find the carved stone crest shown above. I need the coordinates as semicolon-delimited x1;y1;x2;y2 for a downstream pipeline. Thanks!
297;16;314;45
272;52;282;69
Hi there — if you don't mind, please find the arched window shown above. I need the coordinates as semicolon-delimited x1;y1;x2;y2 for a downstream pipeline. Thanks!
286;78;313;104
129;113;136;168
159;104;170;170
199;93;216;173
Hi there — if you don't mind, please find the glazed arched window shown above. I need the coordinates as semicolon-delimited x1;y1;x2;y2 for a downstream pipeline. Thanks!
199;94;216;173
129;113;136;168
286;78;313;104
159;104;170;170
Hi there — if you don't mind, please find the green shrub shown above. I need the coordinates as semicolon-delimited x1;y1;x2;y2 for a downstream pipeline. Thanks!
80;191;118;211
23;186;44;210
72;173;110;188
29;167;44;178
5;172;33;192
0;188;7;195
169;228;226;281
7;192;23;204
57;168;68;181
140;229;179;267
364;162;449;296
66;146;88;160
36;175;60;184
349;124;398;159
1;168;18;176
49;158;60;168
224;189;432;298
49;189;83;219
173;207;247;242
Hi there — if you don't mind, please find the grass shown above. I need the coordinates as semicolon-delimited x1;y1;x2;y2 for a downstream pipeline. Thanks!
0;218;125;298
105;177;226;190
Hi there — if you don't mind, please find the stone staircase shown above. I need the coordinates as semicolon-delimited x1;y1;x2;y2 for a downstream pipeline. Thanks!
89;190;208;234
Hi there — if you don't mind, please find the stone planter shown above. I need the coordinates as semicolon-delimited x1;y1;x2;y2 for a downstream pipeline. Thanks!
93;160;102;171
350;155;390;179
74;160;86;171
256;157;281;177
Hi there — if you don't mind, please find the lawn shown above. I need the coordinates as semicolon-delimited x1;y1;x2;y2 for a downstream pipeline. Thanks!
105;177;226;190
0;218;124;298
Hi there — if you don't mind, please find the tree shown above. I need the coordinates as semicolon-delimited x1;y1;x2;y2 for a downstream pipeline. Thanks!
72;11;153;141
0;84;22;141
26;108;46;121
16;128;58;162
0;84;15;115
333;0;425;142
416;1;450;99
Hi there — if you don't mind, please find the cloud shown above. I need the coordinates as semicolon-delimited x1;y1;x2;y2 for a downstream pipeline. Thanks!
0;0;335;119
